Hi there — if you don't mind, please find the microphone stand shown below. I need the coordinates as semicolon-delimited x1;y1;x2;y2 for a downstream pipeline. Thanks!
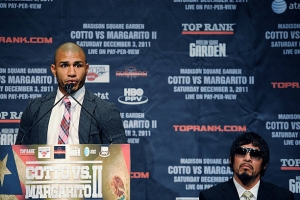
65;83;113;144
19;94;67;145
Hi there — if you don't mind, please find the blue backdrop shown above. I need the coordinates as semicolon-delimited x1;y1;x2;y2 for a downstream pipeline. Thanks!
0;0;299;199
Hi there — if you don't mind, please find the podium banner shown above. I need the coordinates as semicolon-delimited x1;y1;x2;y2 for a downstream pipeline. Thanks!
0;144;130;200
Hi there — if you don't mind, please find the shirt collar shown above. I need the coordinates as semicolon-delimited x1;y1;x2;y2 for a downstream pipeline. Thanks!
233;177;260;199
56;86;85;108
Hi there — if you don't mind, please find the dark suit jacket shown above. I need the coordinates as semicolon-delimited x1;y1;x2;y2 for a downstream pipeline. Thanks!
199;178;295;200
15;89;127;144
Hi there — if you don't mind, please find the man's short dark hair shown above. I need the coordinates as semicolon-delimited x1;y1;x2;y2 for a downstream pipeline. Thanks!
229;132;270;176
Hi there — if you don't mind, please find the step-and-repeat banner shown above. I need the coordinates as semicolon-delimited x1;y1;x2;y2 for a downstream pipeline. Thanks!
0;0;299;199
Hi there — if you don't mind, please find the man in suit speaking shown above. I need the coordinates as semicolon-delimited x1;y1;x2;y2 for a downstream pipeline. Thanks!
199;132;294;200
16;42;127;145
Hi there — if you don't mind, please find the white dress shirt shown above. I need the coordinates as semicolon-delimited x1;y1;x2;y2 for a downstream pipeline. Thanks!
47;86;85;144
233;177;260;200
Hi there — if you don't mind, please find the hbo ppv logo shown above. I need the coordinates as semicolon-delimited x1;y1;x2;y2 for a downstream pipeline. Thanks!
118;88;148;105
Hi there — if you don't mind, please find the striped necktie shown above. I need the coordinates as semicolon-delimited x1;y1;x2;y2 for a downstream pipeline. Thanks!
58;97;71;144
242;191;253;200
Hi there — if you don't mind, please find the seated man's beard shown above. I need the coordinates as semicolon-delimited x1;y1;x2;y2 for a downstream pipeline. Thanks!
237;172;252;185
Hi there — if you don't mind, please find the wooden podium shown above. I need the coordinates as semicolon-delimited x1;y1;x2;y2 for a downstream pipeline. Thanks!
0;144;130;200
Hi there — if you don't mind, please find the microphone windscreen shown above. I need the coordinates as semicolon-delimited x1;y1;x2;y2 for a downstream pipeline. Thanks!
65;83;74;94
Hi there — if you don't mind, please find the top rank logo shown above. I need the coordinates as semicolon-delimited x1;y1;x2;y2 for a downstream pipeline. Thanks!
182;23;235;35
0;37;52;44
281;159;300;170
20;148;35;156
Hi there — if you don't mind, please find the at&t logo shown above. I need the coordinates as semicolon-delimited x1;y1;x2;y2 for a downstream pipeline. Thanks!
272;0;300;14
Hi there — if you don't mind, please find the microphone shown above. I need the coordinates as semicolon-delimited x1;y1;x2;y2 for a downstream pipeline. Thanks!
65;83;74;95
18;93;68;145
64;83;113;144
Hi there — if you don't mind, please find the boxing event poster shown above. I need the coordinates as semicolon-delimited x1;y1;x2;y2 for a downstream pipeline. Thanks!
0;0;299;199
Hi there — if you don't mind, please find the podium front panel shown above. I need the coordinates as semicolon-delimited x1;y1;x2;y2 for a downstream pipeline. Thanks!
0;144;130;200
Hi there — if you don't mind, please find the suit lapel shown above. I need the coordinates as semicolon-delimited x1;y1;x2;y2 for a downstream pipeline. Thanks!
257;180;273;200
38;92;56;144
220;179;274;200
78;90;96;143
221;179;240;200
